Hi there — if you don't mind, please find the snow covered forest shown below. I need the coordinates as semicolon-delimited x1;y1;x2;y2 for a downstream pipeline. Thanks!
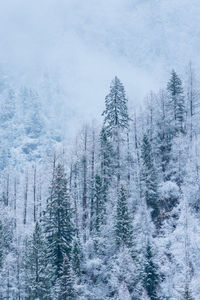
1;1;200;299
0;65;200;299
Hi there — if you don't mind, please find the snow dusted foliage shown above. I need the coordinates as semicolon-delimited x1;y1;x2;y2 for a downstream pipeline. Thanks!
1;68;200;300
118;281;132;300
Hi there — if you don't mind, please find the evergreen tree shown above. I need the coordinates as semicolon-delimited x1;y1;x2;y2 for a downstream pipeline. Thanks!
141;134;160;221
167;70;185;134
143;240;159;300
0;213;13;270
58;255;76;300
43;163;74;285
71;236;82;279
102;77;130;188
183;284;194;300
115;185;132;249
102;76;129;136
23;222;47;299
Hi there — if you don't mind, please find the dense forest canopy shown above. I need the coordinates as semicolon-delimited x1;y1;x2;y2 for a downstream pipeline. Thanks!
0;65;200;299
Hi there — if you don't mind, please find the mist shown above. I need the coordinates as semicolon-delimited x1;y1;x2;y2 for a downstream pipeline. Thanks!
0;0;199;124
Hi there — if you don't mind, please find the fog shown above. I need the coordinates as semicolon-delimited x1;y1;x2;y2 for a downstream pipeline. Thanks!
0;0;200;122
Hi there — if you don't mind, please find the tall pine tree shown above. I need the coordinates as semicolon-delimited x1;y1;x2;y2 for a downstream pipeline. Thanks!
57;255;76;300
102;76;129;136
167;70;185;134
102;76;130;188
23;221;47;299
115;185;132;249
43;163;74;285
143;240;159;300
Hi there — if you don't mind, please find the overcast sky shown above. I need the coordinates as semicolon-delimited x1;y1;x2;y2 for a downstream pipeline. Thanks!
0;0;200;123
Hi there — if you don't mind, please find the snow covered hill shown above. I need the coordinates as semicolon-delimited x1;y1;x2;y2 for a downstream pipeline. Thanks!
0;1;200;299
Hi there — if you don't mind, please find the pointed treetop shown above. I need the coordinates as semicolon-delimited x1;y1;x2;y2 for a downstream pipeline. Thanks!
167;69;184;96
102;76;129;136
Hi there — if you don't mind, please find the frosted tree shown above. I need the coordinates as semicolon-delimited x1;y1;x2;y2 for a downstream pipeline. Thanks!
99;127;113;199
183;284;194;300
82;126;88;242
102;76;129;188
89;128;96;233
23;222;47;299
167;70;185;134
119;281;131;300
0;210;14;270
141;134;159;222
186;62;200;140
115;185;132;249
71;236;82;279
143;240;159;300
102;76;129;136
43;163;74;285
20;87;44;139
154;90;173;180
0;85;16;170
94;174;104;232
57;255;76;300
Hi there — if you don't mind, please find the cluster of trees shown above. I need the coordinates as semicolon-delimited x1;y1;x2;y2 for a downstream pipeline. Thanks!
0;65;200;299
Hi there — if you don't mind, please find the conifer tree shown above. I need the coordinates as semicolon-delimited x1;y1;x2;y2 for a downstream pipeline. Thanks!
71;236;82;279
43;163;74;284
102;76;129;136
115;185;132;249
0;214;13;270
23;221;47;299
183;285;194;300
141;134;159;221
167;70;185;134
143;240;159;300
58;255;76;300
102;77;129;188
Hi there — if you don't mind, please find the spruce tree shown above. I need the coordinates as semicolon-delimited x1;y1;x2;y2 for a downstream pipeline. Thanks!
115;185;132;249
167;70;185;134
58;255;76;300
0;215;13;270
71;236;82;279
43;163;74;284
102;77;130;188
143;240;159;300
23;222;47;299
141;134;159;221
102;76;129;137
